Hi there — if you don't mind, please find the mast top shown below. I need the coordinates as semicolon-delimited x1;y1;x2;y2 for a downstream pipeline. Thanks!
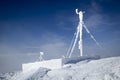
76;9;83;14
75;9;84;22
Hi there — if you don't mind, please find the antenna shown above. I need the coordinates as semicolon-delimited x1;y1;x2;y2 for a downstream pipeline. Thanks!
76;9;84;57
39;52;44;61
67;9;100;58
68;9;84;58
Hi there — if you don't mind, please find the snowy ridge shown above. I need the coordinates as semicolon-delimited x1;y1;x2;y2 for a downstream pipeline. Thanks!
1;56;120;80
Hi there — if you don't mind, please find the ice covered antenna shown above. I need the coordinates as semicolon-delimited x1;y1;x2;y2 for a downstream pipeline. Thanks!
39;52;44;61
76;9;84;57
67;9;100;58
76;9;79;14
68;9;84;58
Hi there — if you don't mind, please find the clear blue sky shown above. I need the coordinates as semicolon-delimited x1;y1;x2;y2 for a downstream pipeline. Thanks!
0;0;120;72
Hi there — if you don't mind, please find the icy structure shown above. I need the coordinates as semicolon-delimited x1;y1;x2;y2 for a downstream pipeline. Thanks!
68;9;84;57
21;9;101;75
8;9;103;80
66;9;101;58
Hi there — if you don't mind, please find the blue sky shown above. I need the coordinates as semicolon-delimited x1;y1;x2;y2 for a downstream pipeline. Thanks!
0;0;120;72
0;0;120;57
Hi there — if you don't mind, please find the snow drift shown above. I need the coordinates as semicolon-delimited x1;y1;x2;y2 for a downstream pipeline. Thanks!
22;59;62;73
1;56;120;80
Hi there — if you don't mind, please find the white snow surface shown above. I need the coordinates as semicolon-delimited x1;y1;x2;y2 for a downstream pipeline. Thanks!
22;59;62;73
3;56;120;80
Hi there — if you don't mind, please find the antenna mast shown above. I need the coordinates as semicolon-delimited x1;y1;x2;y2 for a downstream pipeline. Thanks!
68;9;84;58
67;9;100;58
76;9;83;56
39;52;44;61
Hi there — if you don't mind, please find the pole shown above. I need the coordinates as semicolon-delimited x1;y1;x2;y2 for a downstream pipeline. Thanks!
76;9;83;56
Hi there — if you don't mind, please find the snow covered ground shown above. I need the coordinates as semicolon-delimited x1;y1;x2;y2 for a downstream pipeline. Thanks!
1;56;120;80
22;59;62;73
0;71;20;80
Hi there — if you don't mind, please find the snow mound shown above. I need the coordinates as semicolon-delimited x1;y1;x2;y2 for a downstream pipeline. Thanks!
0;71;20;80
3;56;120;80
45;57;120;80
25;68;50;80
22;59;62;73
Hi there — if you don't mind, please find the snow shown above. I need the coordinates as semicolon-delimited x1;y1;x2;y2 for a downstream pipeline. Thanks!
1;56;120;80
22;58;62;73
0;71;20;80
43;57;120;80
22;55;99;73
62;55;100;64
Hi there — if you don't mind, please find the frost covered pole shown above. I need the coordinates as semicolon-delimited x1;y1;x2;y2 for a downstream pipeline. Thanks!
76;9;84;56
39;52;44;61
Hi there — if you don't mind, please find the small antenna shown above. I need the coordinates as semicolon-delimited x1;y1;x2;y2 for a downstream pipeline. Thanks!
39;52;44;61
